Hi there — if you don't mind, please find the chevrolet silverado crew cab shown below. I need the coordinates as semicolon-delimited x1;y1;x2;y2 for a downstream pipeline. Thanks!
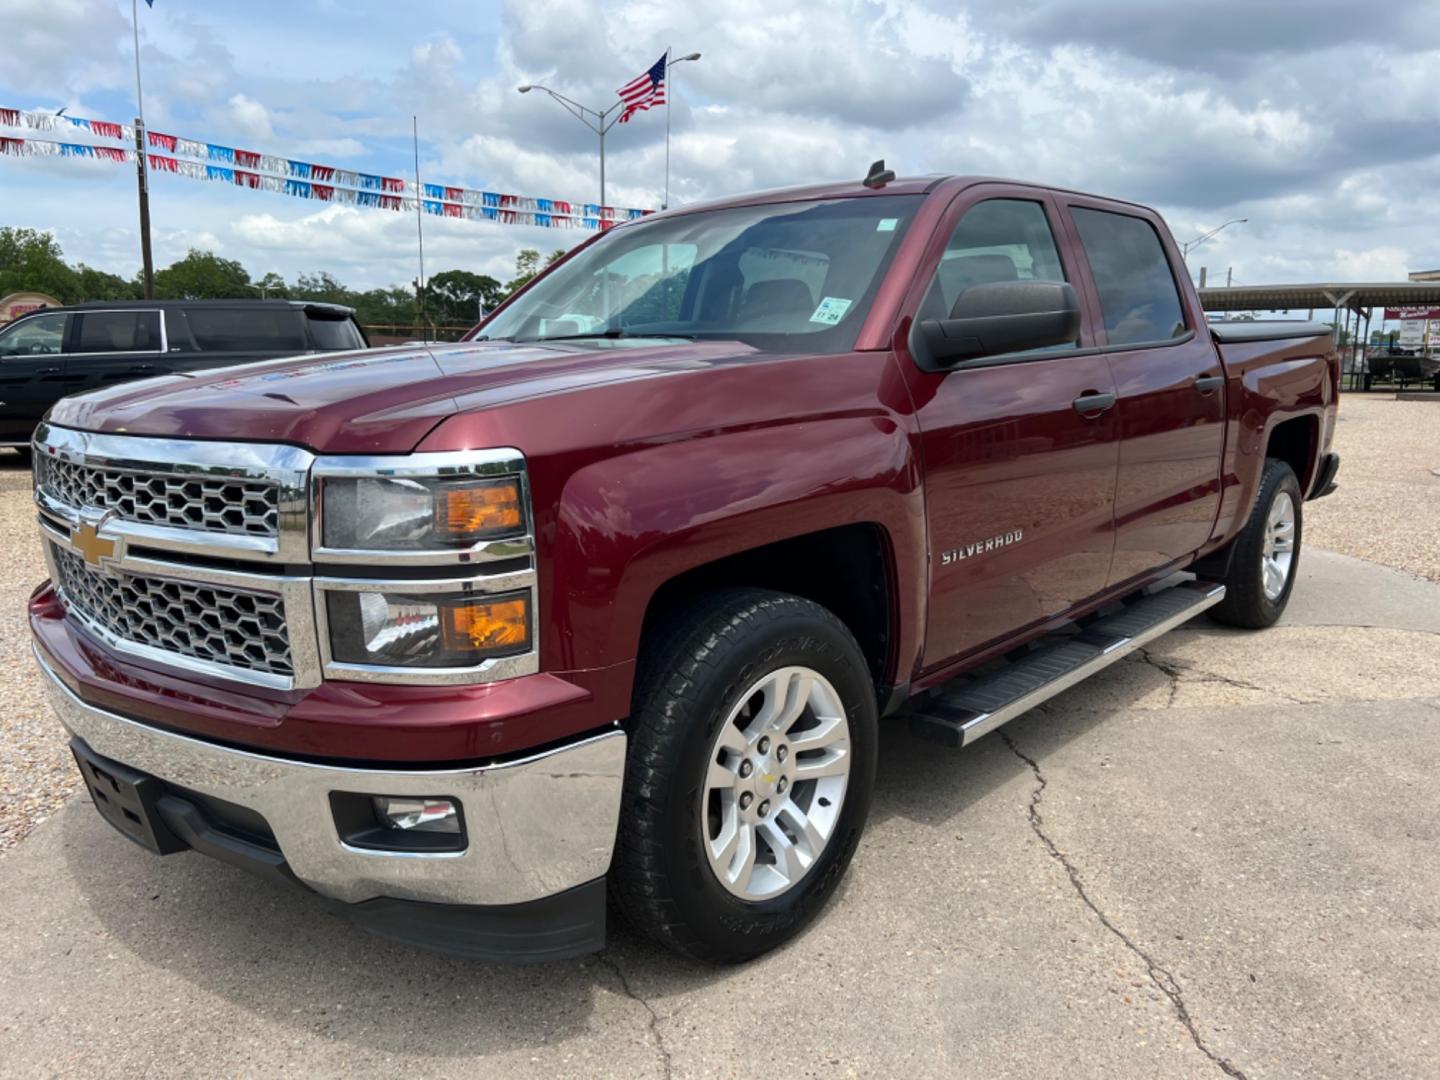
29;168;1340;963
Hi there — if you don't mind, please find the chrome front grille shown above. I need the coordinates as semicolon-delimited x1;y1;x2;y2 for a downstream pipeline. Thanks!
33;423;537;692
51;544;294;678
37;455;280;538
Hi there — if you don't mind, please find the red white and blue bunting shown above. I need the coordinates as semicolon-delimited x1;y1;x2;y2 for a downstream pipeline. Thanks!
0;106;651;230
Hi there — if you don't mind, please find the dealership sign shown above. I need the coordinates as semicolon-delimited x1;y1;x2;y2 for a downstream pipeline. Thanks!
0;291;61;324
1384;306;1440;320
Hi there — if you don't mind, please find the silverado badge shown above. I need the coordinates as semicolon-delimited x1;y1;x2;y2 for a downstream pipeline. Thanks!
940;528;1023;566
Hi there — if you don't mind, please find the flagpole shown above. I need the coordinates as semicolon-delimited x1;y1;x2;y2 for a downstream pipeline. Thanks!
663;46;672;210
132;0;154;299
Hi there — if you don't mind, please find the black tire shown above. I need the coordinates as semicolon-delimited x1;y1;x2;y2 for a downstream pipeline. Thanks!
610;588;877;963
1209;458;1303;628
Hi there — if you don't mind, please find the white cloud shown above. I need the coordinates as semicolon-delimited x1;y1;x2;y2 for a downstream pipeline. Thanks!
225;94;273;141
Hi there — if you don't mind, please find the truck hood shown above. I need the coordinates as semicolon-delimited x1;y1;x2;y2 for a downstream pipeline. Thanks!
47;339;764;454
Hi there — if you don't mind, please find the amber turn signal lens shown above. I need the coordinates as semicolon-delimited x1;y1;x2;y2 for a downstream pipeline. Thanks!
435;481;522;540
441;595;531;656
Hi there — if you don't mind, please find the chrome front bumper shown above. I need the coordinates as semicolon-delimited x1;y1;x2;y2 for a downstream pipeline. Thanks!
37;649;626;907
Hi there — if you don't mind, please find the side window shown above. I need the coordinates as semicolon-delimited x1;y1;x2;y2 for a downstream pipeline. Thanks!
306;315;366;351
0;313;68;357
73;311;162;353
1070;208;1187;345
181;308;307;352
918;199;1073;350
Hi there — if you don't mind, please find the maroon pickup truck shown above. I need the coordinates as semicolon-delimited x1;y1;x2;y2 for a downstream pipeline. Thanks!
29;169;1339;963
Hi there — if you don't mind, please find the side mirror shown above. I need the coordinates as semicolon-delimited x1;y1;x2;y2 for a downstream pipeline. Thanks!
918;280;1081;369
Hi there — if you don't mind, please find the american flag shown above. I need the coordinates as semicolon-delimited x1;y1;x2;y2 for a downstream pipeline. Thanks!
616;54;667;123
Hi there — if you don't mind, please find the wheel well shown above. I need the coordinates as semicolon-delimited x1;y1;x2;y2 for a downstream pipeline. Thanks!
638;524;894;696
1265;415;1317;492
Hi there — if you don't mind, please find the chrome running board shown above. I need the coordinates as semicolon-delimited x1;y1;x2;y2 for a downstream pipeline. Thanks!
908;581;1226;748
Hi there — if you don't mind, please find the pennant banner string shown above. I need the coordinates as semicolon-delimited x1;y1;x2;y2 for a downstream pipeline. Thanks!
0;106;652;226
0;135;649;229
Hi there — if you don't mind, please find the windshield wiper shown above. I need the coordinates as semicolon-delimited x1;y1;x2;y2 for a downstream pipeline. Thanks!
518;329;696;343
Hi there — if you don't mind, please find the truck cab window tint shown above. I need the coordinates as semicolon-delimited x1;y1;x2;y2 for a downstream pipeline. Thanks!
73;311;162;354
481;195;920;349
306;314;366;351
1070;207;1187;345
917;199;1074;350
183;308;307;352
0;313;67;357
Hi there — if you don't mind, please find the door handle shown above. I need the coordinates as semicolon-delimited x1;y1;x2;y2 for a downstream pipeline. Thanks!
37;366;61;375
1193;375;1224;394
1072;391;1116;417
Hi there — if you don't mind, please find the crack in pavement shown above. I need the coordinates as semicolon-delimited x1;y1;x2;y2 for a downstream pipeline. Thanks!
594;953;674;1079
1000;731;1250;1080
1130;647;1317;707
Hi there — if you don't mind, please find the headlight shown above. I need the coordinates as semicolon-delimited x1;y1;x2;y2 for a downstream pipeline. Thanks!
326;589;532;668
321;476;524;552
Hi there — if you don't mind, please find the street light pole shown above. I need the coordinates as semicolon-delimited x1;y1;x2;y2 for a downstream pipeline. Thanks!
1181;218;1248;263
517;83;623;208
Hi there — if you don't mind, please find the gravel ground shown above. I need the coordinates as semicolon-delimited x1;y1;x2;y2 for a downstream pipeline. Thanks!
0;393;1435;853
1306;395;1440;582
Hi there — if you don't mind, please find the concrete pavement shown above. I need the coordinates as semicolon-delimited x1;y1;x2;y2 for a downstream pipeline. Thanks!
1;548;1437;1079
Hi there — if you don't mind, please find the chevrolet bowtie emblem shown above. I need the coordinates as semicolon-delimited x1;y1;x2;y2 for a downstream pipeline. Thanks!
72;520;117;569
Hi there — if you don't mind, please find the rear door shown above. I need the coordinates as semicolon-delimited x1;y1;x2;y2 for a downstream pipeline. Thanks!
900;187;1121;671
1059;200;1225;588
0;310;72;442
68;309;168;394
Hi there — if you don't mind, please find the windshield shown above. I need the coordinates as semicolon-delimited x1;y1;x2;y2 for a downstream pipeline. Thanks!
480;194;922;350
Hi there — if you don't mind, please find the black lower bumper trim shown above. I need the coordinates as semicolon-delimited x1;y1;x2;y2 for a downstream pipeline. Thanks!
71;737;608;962
1310;451;1340;500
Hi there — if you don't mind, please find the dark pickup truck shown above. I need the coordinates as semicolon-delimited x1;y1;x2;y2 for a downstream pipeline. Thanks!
29;171;1339;963
0;299;367;445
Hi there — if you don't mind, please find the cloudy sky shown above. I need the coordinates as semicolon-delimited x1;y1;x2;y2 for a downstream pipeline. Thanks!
2;0;1438;295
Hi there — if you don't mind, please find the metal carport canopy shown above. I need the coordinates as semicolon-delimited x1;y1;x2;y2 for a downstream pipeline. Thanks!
1199;281;1440;312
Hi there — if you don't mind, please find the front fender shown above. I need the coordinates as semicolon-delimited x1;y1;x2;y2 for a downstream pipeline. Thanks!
545;415;925;676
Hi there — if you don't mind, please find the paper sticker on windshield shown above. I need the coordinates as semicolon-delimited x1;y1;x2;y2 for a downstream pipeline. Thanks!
810;297;853;325
876;218;898;232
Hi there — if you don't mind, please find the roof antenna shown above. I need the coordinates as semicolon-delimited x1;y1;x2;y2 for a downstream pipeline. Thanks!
863;159;895;188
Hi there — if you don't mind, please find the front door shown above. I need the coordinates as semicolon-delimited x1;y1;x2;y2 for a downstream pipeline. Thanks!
901;192;1120;671
1061;202;1225;588
0;310;72;443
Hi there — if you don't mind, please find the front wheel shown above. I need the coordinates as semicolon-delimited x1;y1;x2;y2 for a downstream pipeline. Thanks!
1209;458;1303;628
611;589;877;962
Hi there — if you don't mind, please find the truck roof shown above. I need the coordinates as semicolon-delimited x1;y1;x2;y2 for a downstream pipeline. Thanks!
647;174;1161;220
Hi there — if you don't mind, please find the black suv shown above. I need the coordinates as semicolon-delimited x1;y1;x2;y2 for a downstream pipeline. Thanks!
0;300;369;446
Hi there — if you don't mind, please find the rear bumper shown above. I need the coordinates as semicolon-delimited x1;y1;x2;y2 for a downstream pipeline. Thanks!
37;645;625;957
1310;451;1340;500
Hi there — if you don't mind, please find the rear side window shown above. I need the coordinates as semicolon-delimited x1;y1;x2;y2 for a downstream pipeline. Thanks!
183;308;307;352
1070;208;1187;345
306;314;366;351
73;311;162;353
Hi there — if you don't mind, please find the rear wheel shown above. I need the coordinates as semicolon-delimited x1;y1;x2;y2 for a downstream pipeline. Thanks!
611;589;877;962
1209;458;1302;628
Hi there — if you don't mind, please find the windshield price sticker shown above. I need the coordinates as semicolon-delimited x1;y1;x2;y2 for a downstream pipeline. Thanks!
810;297;853;325
876;218;898;232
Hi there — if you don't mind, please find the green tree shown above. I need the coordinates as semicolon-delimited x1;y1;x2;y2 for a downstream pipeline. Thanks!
0;227;81;303
293;270;352;306
427;269;504;324
505;248;542;295
254;271;289;299
546;248;567;267
75;264;141;302
153;249;252;299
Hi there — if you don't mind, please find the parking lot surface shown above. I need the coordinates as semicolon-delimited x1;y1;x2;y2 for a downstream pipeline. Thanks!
1;396;1438;1078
